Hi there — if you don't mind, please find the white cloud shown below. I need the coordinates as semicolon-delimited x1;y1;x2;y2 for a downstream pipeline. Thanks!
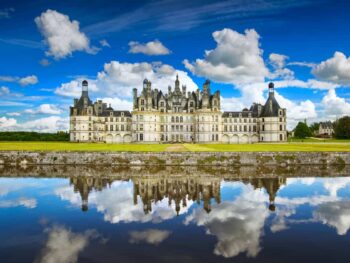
97;97;133;111
0;198;37;209
129;229;171;245
314;201;350;235
288;61;316;68
0;75;38;86
0;8;15;19
184;185;268;258
99;39;110;48
25;104;62;115
35;9;98;59
19;75;38;86
312;51;350;85
321;89;350;118
0;86;10;96
39;58;50;66
0;116;68;132
269;53;288;69
6;112;21;116
55;78;98;97
55;181;194;224
37;226;102;263
56;61;198;98
129;40;170;55
0;116;17;129
184;28;268;85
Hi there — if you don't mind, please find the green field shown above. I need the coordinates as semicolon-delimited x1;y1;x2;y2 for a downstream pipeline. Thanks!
0;141;349;152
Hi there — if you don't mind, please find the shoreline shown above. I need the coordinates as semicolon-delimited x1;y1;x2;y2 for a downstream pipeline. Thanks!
0;151;349;166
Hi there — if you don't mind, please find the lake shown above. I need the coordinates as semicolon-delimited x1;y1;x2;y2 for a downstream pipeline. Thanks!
0;165;350;262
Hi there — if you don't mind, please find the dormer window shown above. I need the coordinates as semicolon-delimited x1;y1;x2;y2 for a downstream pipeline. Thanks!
229;113;232;117
121;112;124;117
110;112;113;116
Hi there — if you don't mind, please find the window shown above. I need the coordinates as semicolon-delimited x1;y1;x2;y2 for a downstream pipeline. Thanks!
180;116;183;122
280;134;283;141
172;116;175;122
140;134;143;141
262;125;265;131
121;125;124;131
110;125;113;131
160;101;164;107
141;99;145;105
280;125;283;131
190;102;194;107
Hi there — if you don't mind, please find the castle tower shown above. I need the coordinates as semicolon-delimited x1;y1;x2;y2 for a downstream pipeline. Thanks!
259;82;287;142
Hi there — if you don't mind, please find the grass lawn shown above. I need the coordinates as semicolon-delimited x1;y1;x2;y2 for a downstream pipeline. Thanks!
0;141;349;152
288;137;350;143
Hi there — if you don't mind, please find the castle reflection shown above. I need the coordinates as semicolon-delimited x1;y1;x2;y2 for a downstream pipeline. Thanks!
70;175;286;214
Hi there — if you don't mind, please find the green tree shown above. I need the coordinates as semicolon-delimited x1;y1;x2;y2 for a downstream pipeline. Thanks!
309;122;320;136
334;116;350;139
294;122;312;139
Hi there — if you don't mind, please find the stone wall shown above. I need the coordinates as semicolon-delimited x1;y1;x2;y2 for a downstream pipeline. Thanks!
0;151;349;167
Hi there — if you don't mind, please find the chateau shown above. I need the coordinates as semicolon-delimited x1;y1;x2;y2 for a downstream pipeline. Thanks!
70;77;287;143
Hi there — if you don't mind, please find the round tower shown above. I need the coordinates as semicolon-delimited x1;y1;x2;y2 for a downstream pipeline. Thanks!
259;82;287;142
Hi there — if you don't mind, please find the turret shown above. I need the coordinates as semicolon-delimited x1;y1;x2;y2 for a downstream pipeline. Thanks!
82;80;88;97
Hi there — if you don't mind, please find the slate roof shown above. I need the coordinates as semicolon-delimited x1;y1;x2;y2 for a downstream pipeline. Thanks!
260;92;282;117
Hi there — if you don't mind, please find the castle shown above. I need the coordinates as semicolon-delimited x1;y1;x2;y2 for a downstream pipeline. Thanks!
69;77;287;143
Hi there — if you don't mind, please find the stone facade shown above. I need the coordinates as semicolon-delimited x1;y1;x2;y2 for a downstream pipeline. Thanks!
70;78;287;143
317;121;334;137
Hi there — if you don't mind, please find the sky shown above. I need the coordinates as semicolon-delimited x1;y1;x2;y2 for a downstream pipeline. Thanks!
1;0;350;132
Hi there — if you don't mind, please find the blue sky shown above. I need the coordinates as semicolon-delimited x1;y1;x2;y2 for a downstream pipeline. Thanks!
1;0;350;131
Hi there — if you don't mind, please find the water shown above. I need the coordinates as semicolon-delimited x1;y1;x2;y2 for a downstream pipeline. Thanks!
0;165;350;263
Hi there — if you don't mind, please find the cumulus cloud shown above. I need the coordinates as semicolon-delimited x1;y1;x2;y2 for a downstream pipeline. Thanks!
312;51;350;85
25;104;62;115
185;185;268;258
314;201;350;235
321;89;350;118
56;61;198;98
129;40;171;55
129;229;171;245
35;9;98;59
0;116;17;129
184;28;268;84
36;226;102;263
0;116;68;132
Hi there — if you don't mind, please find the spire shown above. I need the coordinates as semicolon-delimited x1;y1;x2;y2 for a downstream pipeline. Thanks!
175;74;180;91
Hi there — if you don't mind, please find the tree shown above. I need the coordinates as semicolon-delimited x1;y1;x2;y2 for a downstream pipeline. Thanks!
334;116;350;139
309;122;320;136
294;122;312;139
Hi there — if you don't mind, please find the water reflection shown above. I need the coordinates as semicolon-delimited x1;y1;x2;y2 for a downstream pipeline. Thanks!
0;165;350;263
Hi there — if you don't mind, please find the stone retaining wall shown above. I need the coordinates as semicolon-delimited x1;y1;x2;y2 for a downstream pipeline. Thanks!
0;151;349;166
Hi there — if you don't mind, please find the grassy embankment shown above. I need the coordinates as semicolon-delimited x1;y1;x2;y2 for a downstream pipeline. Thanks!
0;141;349;152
